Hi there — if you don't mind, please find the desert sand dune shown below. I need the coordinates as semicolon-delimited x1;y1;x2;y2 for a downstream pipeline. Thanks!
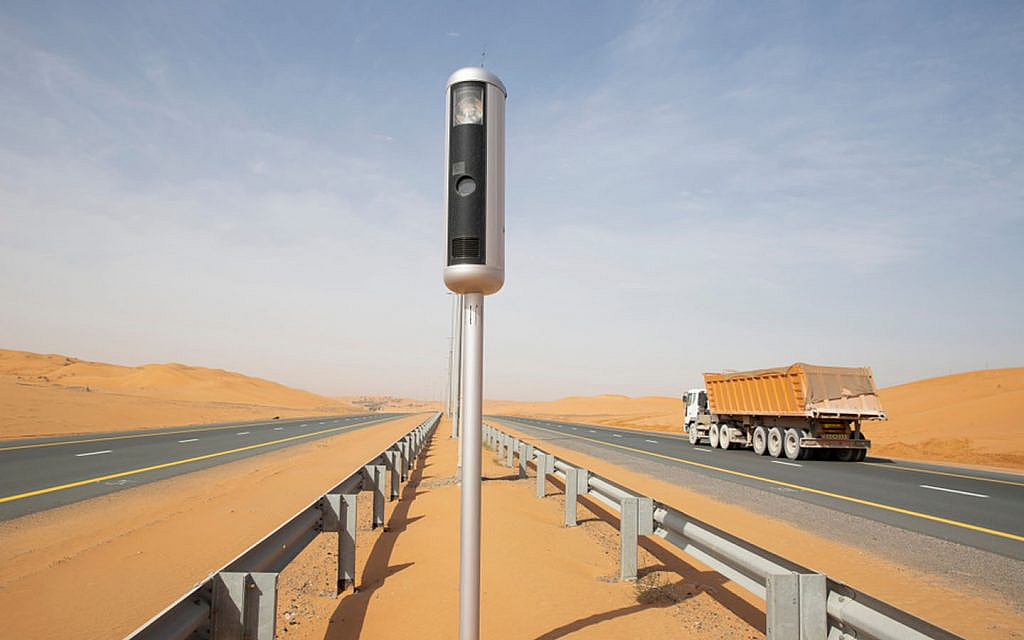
0;348;360;439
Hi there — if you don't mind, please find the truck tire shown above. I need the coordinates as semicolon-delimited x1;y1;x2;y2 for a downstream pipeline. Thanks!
719;425;732;449
853;447;867;462
767;428;784;457
688;425;700;445
709;424;720;448
752;427;768;455
783;428;804;460
834;448;857;462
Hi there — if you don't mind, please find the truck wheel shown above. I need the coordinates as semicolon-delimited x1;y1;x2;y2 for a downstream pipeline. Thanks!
688;425;700;445
853;447;867;462
834;448;857;462
709;424;720;448
752;427;768;455
783;429;803;460
719;425;732;449
767;428;784;457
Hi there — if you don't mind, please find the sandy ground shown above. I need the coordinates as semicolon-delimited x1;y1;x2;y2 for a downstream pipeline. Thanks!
277;420;763;639
487;368;1024;471
0;348;361;439
494;420;1024;639
0;413;426;640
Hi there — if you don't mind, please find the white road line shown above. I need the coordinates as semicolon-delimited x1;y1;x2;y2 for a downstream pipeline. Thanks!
772;460;802;468
300;424;308;427
612;434;623;438
645;439;658;444
237;432;250;436
589;430;597;433
273;427;284;431
920;484;988;498
693;448;711;453
319;422;326;425
75;450;112;457
178;438;199;443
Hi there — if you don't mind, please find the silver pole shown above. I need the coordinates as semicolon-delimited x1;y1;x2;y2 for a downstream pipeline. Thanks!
452;294;464;438
459;292;484;640
446;294;457;418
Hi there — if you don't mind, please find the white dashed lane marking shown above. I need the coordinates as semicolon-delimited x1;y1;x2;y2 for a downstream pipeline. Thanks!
178;438;199;443
75;450;112;457
772;460;802;468
237;432;250;436
920;484;988;498
645;439;658;444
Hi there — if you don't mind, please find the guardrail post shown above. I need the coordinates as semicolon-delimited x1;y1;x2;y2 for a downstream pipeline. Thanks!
505;436;514;467
766;573;826;639
535;452;546;498
212;571;277;640
517;442;527;479
385;450;400;501
619;497;638;581
337;493;358;593
577;468;589;496
372;464;385;529
637;496;654;536
400;440;410;481
565;467;578;527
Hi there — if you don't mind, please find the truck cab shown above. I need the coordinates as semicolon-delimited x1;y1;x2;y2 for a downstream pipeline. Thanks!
682;388;710;443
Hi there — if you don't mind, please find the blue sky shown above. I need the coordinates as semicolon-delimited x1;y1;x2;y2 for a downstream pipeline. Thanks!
1;2;1021;400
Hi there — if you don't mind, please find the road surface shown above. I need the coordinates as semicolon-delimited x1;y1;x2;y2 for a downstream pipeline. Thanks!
0;413;405;520
490;416;1024;560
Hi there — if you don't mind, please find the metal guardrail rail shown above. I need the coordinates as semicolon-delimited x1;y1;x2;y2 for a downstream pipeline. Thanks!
485;420;963;640
125;412;440;640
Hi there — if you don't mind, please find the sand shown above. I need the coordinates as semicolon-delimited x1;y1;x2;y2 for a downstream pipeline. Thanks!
494;420;1024;639
0;348;361;439
486;394;684;433
0;413;427;640
488;368;1024;471
271;421;763;639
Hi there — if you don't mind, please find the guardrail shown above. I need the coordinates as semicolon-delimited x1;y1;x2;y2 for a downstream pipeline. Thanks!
125;412;440;640
484;420;963;640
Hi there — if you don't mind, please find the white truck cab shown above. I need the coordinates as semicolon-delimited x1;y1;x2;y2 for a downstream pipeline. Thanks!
682;388;709;444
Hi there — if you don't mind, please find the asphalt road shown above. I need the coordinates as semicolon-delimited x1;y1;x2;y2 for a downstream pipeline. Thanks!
0;413;405;521
490;416;1024;560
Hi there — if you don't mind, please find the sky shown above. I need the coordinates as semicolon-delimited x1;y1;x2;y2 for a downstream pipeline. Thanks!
1;1;1021;401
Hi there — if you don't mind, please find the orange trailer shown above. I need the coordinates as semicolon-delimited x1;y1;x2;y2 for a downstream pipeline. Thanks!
684;364;886;461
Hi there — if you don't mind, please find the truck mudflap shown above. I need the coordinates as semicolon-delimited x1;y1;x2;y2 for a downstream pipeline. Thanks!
800;437;871;449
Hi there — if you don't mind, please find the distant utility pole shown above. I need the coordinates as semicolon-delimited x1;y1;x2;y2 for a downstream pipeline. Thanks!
450;294;464;437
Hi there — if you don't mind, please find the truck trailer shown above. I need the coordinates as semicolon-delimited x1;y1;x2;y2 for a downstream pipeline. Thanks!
683;363;886;461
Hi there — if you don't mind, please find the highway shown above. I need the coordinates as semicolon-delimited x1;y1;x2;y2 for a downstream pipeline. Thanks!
0;413;404;521
490;416;1024;560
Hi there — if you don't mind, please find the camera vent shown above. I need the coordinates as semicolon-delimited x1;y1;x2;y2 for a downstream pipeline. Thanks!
452;236;481;259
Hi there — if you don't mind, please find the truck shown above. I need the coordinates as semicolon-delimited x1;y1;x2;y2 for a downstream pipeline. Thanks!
682;363;886;461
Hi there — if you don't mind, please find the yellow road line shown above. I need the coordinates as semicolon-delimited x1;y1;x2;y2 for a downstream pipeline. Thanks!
861;462;1024;488
0;415;362;452
495;418;1024;544
0;416;397;504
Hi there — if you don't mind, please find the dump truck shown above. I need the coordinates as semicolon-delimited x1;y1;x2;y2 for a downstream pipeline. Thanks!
682;363;886;461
